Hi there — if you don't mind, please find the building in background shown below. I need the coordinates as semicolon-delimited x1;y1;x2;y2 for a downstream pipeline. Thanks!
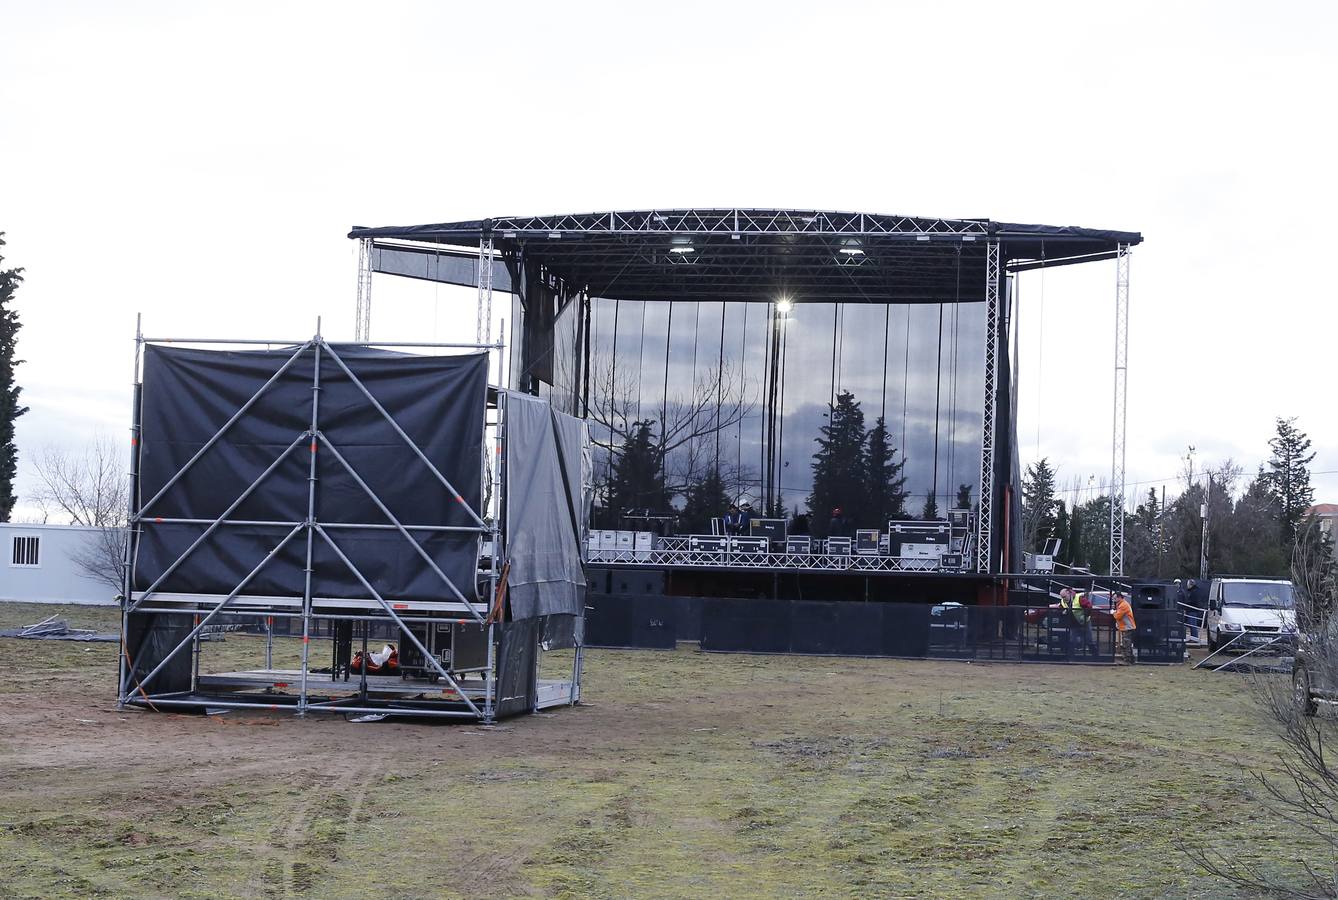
1;523;119;605
1305;503;1338;560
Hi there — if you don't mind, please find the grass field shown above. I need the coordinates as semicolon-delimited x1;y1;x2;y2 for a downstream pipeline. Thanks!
0;601;1323;898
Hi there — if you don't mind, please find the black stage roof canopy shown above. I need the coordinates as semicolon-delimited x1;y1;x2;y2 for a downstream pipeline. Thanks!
349;209;1141;305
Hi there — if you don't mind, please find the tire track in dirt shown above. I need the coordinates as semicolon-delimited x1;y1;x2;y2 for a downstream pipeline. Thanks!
266;761;376;897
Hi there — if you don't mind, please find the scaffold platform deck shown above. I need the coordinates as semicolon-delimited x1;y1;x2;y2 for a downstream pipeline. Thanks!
194;669;576;708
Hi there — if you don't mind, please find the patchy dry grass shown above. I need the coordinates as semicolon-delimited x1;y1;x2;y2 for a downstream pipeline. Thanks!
0;601;1322;897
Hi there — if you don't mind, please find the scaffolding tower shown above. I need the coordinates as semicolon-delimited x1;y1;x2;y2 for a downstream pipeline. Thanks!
116;322;585;722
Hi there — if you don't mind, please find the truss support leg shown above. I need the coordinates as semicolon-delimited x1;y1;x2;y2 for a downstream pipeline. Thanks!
354;238;372;342
477;234;494;346
976;240;1001;573
1109;245;1131;576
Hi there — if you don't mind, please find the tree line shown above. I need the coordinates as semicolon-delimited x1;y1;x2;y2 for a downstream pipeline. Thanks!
595;386;969;536
1021;416;1329;579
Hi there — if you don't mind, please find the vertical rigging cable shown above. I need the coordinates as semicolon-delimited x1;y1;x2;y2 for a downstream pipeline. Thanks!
880;303;890;422
930;299;945;514
900;305;911;456
1036;244;1046;457
948;249;961;504
715;302;725;480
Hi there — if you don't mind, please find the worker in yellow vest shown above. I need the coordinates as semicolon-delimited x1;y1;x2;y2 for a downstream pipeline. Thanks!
1060;587;1097;656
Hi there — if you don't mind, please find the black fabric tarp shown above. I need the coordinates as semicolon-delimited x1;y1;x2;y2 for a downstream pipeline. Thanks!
125;612;194;693
133;344;487;603
495;618;539;718
503;391;587;619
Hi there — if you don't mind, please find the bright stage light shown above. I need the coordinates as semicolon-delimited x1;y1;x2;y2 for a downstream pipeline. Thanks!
669;246;695;254
776;297;794;314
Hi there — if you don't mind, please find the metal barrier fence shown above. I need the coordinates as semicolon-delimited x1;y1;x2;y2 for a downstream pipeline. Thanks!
925;605;1185;664
586;594;1187;664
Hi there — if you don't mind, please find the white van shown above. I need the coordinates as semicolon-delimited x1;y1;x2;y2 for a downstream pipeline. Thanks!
1205;577;1298;652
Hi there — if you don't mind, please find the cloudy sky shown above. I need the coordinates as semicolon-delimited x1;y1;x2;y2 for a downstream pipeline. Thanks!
3;0;1336;521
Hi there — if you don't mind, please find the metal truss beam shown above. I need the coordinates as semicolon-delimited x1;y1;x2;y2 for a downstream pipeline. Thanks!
976;240;1001;573
1109;245;1131;576
589;540;963;575
489;209;993;238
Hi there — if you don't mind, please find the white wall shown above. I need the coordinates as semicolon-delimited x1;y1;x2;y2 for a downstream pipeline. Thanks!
0;523;119;605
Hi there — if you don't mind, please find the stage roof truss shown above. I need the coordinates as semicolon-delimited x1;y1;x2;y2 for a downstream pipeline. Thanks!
352;208;1139;306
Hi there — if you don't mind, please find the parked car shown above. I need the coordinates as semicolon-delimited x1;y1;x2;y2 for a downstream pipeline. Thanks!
1205;577;1297;652
1023;590;1117;627
930;602;967;632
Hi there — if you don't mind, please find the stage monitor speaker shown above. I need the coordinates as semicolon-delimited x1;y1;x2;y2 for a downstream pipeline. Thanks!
613;569;666;596
749;518;787;541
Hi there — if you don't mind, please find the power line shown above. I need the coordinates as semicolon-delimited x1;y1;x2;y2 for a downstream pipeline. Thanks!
1052;467;1338;501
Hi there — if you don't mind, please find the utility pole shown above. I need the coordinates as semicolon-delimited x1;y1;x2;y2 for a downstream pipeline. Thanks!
1199;475;1212;581
1157;484;1166;578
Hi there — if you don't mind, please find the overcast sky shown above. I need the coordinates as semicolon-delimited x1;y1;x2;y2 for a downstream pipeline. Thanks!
3;1;1336;521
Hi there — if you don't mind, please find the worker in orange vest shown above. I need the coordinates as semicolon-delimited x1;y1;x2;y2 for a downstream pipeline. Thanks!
1111;593;1137;664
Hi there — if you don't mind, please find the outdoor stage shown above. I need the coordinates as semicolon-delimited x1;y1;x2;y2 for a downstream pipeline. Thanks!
349;209;1144;660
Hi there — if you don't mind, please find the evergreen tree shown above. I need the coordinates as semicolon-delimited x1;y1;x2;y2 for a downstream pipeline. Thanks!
1135;487;1160;531
1164;483;1207;578
863;416;908;528
1053;500;1070;561
955;484;972;510
0;234;25;522
1020;459;1059;553
1294;513;1337;627
1220;470;1288;576
608;420;668;518
1067;502;1084;568
1265;417;1316;546
1077;495;1112;575
921;494;939;520
679;467;727;533
808;390;867;536
1123;488;1164;577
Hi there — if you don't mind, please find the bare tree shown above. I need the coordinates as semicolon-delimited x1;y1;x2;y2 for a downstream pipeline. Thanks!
30;436;129;594
587;358;756;502
1183;517;1338;896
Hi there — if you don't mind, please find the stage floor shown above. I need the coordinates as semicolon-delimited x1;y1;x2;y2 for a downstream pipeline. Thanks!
198;668;575;709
